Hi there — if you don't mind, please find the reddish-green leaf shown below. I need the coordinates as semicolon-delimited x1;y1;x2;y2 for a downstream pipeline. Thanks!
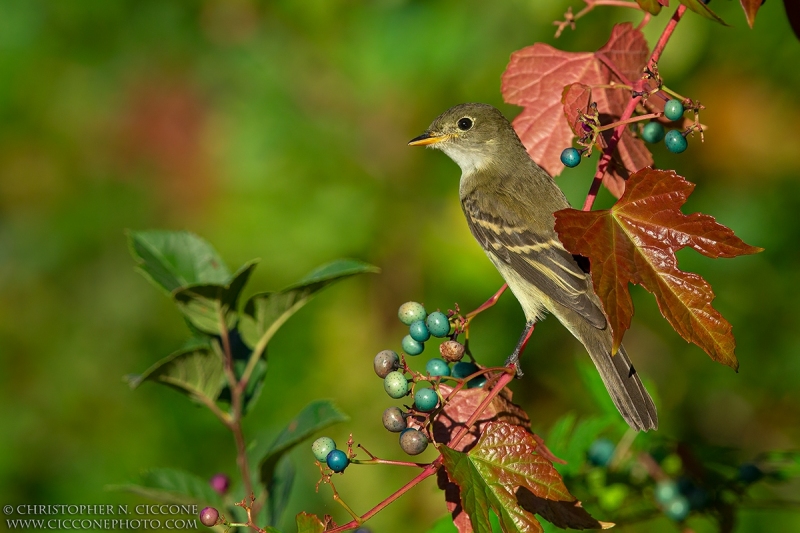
502;23;651;194
439;422;610;533
739;0;763;28
679;0;728;25
296;512;328;533
554;168;762;369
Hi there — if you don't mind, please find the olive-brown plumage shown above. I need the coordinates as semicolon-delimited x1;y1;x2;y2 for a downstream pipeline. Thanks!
409;103;657;431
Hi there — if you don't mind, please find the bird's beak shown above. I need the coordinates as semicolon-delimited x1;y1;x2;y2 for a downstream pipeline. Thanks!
408;131;448;146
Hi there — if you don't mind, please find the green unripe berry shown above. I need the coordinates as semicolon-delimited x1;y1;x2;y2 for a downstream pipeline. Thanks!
425;358;451;377
382;406;407;432
664;99;685;121
663;495;690;521
383;371;409;399
401;334;424;355
655;480;679;505
326;449;349;473
373;350;399;378
560;147;581;168
414;387;438;412
664;130;688;153
311;437;337;462
641;121;665;143
399;428;428;455
398;301;427;325
409;320;430;342
426;311;450;338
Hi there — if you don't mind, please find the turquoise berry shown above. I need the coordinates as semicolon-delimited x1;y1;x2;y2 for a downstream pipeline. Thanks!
425;358;451;377
409;320;430;342
311;437;337;462
654;480;679;505
401;334;424;355
467;374;487;388
398;301;427;326
663;495;690;521
383;371;409;398
664;130;688;153
414;387;438;412
399;428;429;455
587;438;615;467
426;311;450;338
326;449;349;473
738;463;763;484
560;147;581;168
641;121;665;144
452;361;479;379
664;99;685;121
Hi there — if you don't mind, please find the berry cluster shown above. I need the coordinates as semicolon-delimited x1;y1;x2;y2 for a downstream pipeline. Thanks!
641;99;689;154
310;301;493;470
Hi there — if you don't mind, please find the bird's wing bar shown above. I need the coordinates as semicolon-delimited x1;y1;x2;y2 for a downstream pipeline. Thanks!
463;195;607;329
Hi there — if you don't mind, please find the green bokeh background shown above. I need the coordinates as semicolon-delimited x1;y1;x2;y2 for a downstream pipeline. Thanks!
1;1;799;532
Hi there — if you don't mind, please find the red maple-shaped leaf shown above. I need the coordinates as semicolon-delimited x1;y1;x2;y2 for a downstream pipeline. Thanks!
502;23;652;194
554;168;762;369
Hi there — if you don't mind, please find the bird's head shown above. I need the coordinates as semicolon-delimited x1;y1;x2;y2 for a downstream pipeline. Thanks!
408;103;524;174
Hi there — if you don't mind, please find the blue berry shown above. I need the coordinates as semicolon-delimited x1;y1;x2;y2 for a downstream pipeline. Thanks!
401;334;424;355
587;438;615;467
654;480;679;505
311;437;337;462
664;99;685;121
414;387;438;412
399;428;428;455
467;374;487;388
425;358;451;377
560;147;581;168
425;311;450;338
398;301;427;326
664;130;688;153
663;495;690;521
641;121;665;143
452;361;478;379
383;371;409;398
326;449;349;473
738;463;763;484
409;320;430;342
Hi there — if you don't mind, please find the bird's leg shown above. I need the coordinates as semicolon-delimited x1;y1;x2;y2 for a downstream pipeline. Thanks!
505;321;536;378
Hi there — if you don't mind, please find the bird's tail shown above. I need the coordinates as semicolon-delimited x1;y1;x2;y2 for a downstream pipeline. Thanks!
579;324;658;431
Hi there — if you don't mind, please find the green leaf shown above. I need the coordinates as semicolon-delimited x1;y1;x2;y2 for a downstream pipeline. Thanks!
296;512;327;533
256;400;349;486
636;0;663;15
173;260;258;334
106;468;224;509
127;230;231;296
125;340;225;404
679;0;728;25
240;259;379;348
266;455;295;528
439;422;576;533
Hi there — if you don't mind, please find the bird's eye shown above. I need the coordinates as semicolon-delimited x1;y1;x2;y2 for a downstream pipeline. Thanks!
457;117;473;131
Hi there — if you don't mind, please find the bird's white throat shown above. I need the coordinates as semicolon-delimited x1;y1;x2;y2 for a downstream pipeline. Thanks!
437;143;490;175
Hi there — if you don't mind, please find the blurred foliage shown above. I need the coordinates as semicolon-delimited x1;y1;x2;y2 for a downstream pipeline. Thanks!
0;1;798;532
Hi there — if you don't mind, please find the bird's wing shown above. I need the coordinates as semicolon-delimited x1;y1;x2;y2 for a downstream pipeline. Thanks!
462;192;607;329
